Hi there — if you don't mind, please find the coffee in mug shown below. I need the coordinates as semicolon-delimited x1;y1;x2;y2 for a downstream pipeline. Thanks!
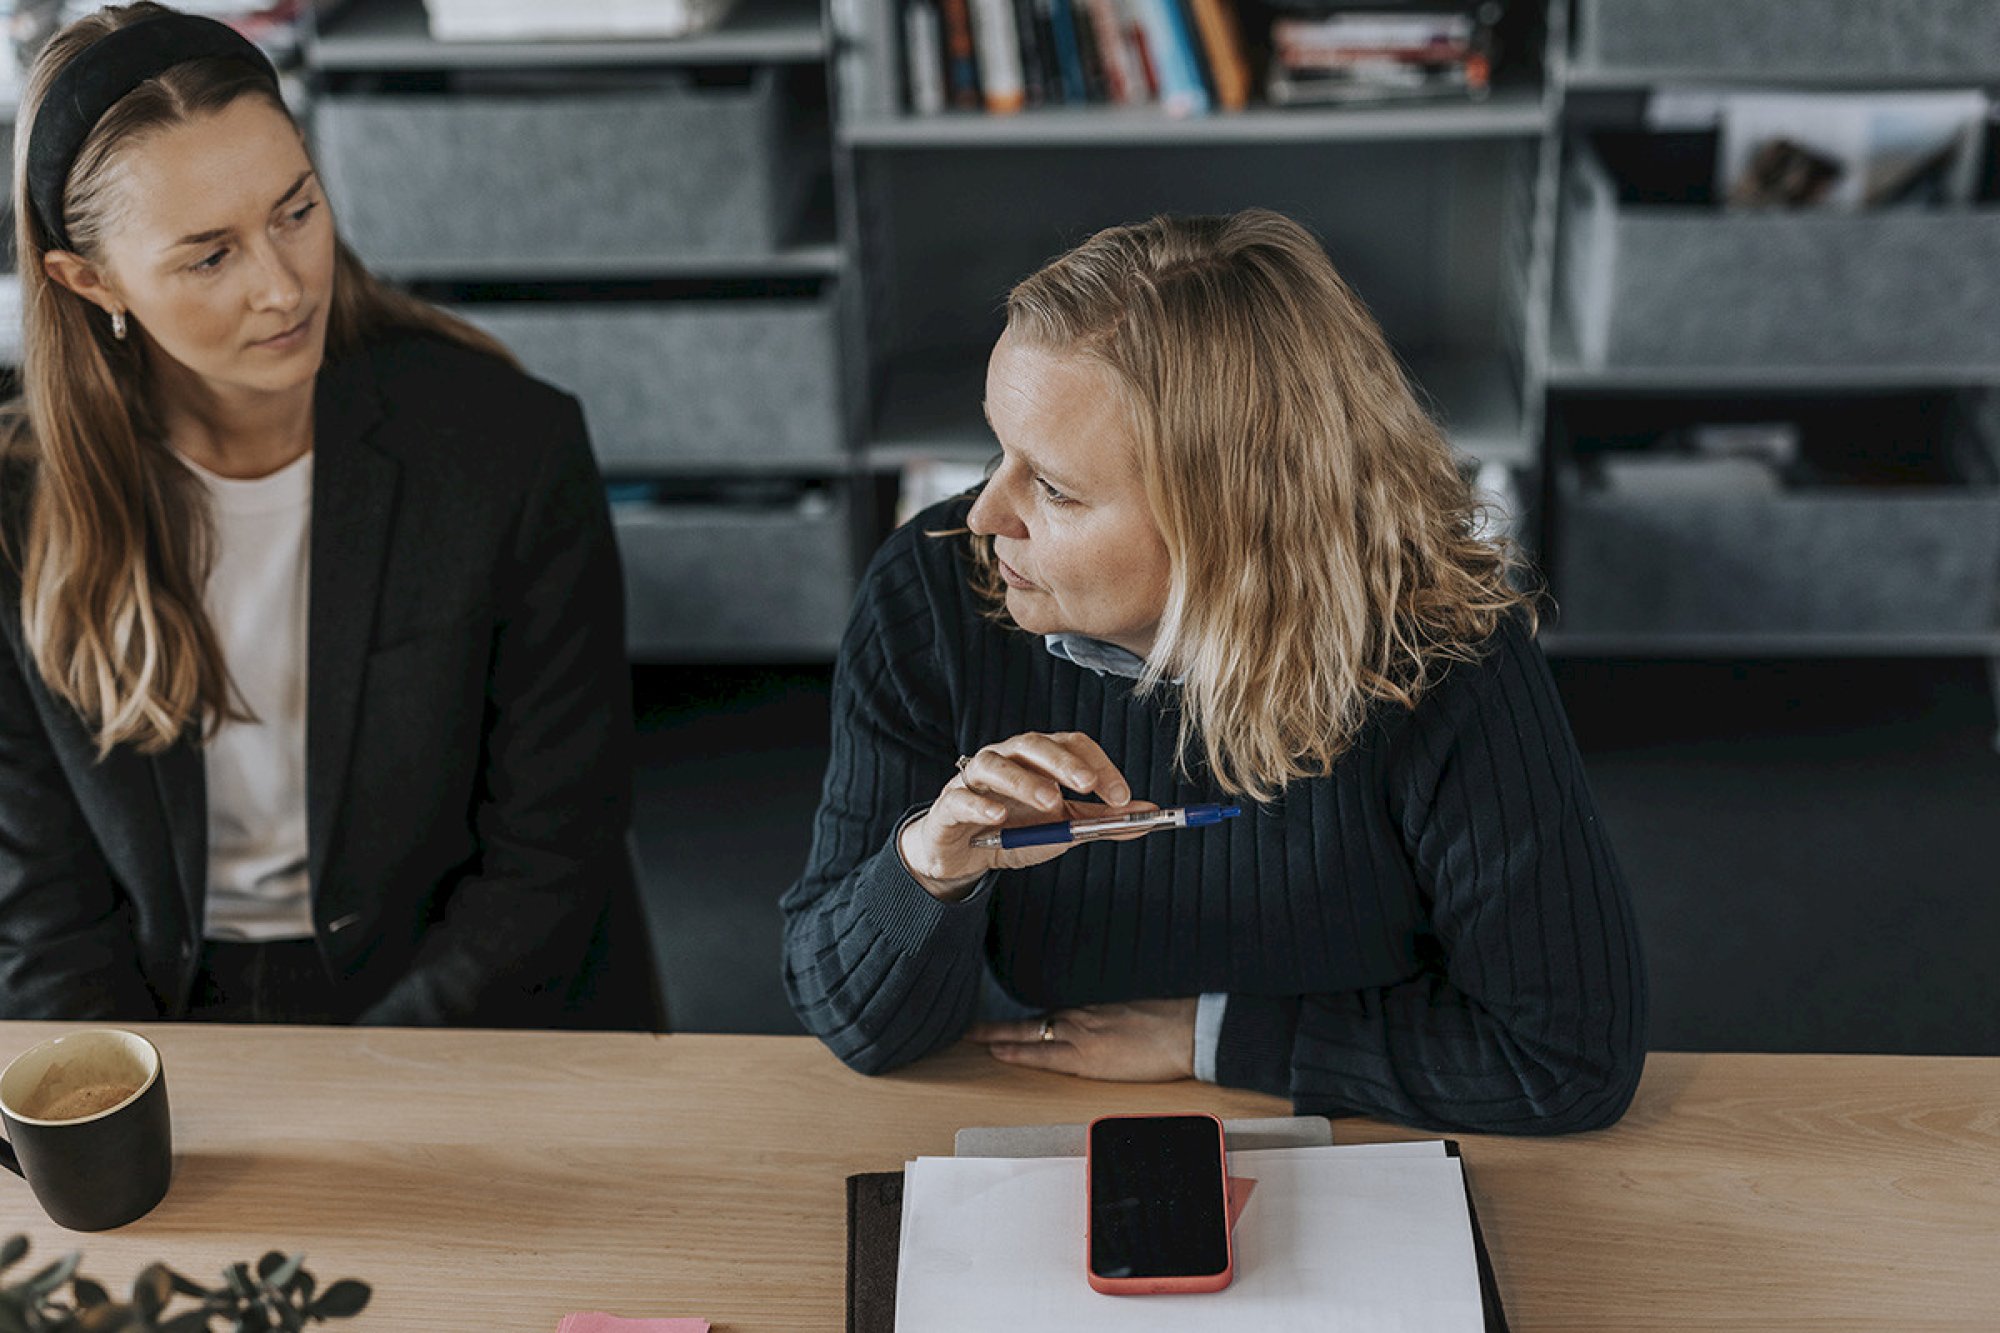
36;1083;144;1121
0;1030;172;1231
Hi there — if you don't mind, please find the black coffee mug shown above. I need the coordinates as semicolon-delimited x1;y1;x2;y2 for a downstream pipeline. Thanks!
0;1030;172;1231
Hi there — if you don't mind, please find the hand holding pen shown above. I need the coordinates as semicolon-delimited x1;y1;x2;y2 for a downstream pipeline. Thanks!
898;731;1235;902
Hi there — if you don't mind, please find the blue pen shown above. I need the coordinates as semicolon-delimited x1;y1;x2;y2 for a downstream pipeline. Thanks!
971;803;1241;850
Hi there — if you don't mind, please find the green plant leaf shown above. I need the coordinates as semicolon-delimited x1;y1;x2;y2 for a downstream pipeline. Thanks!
72;1277;111;1308
222;1265;252;1302
285;1272;312;1305
0;1238;26;1273
24;1252;80;1298
304;1281;370;1320
254;1255;284;1283
233;1306;270;1333
75;1302;140;1333
157;1314;213;1333
133;1263;175;1318
258;1257;302;1296
0;1303;27;1333
165;1269;210;1300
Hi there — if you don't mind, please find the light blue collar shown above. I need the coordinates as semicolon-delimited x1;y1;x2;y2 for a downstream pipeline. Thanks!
1043;633;1178;683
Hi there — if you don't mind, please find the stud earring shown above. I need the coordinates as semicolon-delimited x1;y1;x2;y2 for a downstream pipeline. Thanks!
111;310;127;341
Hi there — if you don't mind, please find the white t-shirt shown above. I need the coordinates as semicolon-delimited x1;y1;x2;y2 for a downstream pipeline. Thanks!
182;449;314;942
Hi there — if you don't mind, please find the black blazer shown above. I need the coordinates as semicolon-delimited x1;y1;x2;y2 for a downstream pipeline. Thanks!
0;333;651;1028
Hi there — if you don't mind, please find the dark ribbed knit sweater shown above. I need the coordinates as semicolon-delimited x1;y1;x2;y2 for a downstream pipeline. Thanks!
782;496;1647;1134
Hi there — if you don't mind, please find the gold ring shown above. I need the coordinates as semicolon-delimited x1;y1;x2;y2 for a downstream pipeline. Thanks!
1039;1017;1057;1043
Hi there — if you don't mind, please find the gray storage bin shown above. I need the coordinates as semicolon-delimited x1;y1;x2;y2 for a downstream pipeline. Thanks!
1560;142;2000;370
465;299;841;468
1574;0;2000;79
614;491;853;658
1553;425;2000;636
315;71;806;269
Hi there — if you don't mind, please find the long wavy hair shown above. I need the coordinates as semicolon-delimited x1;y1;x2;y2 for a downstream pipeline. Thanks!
973;210;1533;801
0;2;512;757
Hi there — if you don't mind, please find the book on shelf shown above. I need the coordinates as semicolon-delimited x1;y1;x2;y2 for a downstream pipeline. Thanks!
899;0;1514;116
1188;0;1251;111
1265;3;1497;106
933;0;985;109
1047;0;1090;104
1070;0;1112;104
903;0;949;114
1132;0;1209;115
1011;0;1052;106
969;0;1030;111
1080;0;1147;105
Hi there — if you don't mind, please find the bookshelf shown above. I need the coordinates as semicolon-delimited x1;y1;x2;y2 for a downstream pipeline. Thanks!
288;0;2000;693
838;93;1553;146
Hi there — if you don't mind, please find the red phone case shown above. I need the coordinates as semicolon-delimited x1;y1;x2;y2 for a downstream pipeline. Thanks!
1085;1112;1235;1296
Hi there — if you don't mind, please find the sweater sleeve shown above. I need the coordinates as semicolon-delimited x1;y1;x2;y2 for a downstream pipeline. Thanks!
780;531;992;1074
1214;622;1648;1135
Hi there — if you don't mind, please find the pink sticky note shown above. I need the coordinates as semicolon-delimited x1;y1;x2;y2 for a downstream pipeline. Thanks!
557;1316;709;1333
1226;1175;1257;1231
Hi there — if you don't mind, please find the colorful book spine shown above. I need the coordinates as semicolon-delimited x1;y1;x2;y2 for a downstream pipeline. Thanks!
1132;0;1209;115
1079;0;1142;104
1011;0;1050;106
938;0;984;109
968;0;1028;111
1047;0;1089;105
1126;0;1161;101
1070;0;1110;104
1186;0;1249;110
903;0;948;114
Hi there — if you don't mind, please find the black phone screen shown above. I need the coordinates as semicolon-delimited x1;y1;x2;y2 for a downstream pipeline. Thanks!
1088;1115;1230;1280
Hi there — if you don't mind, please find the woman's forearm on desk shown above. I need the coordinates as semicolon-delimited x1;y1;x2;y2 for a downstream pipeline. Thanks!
781;537;989;1073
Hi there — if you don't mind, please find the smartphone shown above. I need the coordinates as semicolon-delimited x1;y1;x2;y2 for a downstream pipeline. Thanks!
1086;1112;1234;1296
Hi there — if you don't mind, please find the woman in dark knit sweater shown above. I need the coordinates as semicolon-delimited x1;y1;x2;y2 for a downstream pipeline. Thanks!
782;210;1646;1134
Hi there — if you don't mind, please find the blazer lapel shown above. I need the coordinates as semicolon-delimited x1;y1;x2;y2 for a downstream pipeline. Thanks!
305;353;396;894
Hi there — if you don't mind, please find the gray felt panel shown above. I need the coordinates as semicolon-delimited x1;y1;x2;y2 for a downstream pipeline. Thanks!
464;300;841;467
1562;148;2000;369
614;494;854;658
1575;0;2000;78
1553;467;2000;636
316;74;797;267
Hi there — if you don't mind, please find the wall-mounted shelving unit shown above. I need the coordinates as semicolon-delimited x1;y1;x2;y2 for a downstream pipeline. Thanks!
833;0;1559;492
292;0;2000;713
1539;0;2000;702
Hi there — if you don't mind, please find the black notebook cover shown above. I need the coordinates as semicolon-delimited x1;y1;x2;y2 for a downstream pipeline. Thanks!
846;1140;1509;1332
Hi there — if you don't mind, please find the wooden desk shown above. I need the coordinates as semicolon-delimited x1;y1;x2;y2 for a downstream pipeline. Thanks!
0;1025;1992;1330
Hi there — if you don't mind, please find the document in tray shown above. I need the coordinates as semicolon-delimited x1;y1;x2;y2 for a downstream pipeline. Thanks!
895;1141;1484;1332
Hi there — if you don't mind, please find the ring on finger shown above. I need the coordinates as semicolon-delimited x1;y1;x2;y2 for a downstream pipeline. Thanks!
1038;1016;1057;1043
954;754;974;773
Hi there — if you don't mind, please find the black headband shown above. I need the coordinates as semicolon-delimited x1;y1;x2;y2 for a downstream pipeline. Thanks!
26;13;281;252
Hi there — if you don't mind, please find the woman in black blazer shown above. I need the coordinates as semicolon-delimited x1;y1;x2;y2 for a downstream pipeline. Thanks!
0;4;650;1027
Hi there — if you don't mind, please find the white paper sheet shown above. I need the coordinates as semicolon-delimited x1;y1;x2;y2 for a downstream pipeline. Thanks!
895;1143;1484;1332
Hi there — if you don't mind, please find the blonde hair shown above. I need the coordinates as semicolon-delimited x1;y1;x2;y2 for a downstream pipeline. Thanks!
1;2;513;757
980;209;1532;801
